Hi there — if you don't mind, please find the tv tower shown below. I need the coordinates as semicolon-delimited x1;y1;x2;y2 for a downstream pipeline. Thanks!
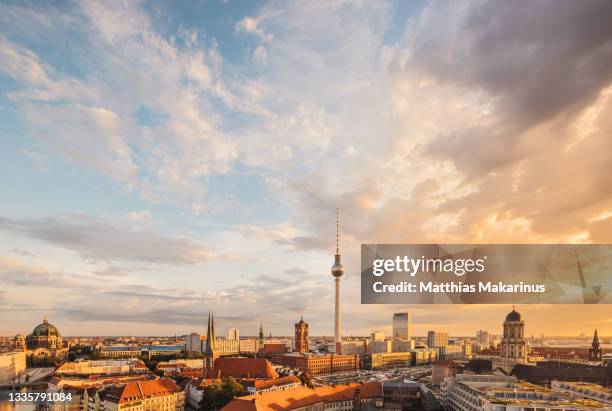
331;208;345;346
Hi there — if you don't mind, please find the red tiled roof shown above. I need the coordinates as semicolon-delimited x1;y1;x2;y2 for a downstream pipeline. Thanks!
205;358;279;379
221;382;382;411
104;378;182;404
240;375;300;390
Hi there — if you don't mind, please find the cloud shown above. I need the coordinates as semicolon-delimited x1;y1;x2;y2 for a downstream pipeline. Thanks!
0;214;219;265
126;210;153;222
0;255;77;287
235;16;273;42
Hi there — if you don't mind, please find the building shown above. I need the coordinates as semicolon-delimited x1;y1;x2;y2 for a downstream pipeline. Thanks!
273;353;360;376
241;375;301;395
18;315;68;364
141;344;183;358
371;330;385;341
332;208;345;349
205;357;278;379
259;343;288;357
221;382;383;411
185;333;201;352
392;339;415;352
99;346;141;359
392;312;412;340
589;329;604;362
55;359;148;376
204;312;218;374
363;352;411;370
102;378;184;411
411;348;438;365
437;345;463;360
239;338;259;354
337;340;368;355
431;360;463;385
227;328;240;340
511;361;612;387
427;330;448;348
0;351;26;386
382;381;437;411
476;330;491;346
441;374;610;411
500;307;526;362
552;381;612;405
294;316;309;353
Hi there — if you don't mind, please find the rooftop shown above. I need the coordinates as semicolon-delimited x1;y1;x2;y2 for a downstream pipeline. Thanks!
221;382;382;411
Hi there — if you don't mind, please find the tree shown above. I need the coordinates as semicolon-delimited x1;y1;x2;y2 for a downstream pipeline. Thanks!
200;377;248;410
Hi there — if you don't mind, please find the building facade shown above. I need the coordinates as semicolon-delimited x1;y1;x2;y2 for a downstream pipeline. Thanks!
294;316;309;353
442;374;610;411
427;330;449;348
392;312;412;340
274;353;360;376
0;351;26;386
500;307;526;362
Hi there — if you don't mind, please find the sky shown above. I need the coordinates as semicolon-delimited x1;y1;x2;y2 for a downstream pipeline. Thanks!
1;0;612;338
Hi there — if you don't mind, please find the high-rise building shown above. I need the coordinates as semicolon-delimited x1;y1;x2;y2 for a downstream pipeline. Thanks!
392;312;412;340
185;333;201;352
428;330;449;348
500;307;526;362
476;330;491;346
331;208;345;347
294;316;309;353
589;329;603;362
227;328;239;340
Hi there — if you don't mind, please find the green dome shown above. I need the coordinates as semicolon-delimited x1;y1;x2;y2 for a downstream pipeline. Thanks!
32;317;60;337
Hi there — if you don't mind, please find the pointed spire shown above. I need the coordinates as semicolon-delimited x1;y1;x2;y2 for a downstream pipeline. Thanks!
593;329;599;344
205;312;216;353
336;208;340;255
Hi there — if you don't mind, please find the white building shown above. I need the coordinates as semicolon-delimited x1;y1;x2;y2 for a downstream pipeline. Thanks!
551;381;612;405
0;351;26;385
441;374;610;411
227;328;240;340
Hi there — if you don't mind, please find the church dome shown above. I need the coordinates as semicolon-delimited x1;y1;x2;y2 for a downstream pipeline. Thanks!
14;333;25;341
505;309;522;322
31;317;60;337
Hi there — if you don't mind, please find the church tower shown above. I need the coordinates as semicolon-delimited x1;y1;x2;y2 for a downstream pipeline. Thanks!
203;312;218;375
295;315;309;353
501;307;526;362
589;329;603;362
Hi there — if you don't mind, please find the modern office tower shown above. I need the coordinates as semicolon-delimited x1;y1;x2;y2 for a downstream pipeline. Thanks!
331;208;345;346
227;328;240;340
185;333;202;352
428;330;449;348
500;307;526;362
392;312;412;340
476;330;491;346
294;316;309;353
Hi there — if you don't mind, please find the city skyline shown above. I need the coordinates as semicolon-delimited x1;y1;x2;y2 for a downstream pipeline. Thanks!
2;0;612;337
